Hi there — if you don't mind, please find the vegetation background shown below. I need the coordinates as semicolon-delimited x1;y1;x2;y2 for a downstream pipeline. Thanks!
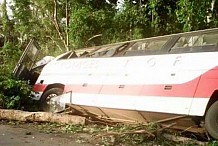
0;0;217;108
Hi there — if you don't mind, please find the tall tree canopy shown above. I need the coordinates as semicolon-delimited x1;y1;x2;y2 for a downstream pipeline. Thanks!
0;0;217;56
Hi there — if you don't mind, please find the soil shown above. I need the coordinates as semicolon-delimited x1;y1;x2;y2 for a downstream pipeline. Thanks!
0;120;211;146
0;121;94;146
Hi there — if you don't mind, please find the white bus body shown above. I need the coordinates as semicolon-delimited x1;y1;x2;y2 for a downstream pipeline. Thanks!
22;28;218;139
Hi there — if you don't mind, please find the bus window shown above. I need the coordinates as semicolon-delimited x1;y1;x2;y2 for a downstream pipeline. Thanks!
172;35;205;49
90;44;126;57
202;33;218;45
124;37;170;56
170;32;218;53
130;38;169;51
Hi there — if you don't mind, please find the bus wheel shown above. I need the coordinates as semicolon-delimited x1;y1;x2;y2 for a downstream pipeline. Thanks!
40;88;63;112
205;100;218;139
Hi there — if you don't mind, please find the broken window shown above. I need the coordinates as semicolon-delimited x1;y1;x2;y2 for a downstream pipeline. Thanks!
172;32;218;49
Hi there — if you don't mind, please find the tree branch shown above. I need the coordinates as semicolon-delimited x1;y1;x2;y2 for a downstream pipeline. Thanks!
65;0;70;48
53;0;69;51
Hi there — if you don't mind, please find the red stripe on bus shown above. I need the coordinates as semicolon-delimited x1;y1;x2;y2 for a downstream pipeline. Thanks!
33;67;218;98
63;81;199;97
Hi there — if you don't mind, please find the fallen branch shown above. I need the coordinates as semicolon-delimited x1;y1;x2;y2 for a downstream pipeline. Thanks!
155;122;177;134
0;109;85;125
155;116;186;123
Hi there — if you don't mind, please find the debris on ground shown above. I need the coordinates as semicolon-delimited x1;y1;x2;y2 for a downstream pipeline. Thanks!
0;109;216;146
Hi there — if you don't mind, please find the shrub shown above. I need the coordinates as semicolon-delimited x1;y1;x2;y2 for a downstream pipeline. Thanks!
0;42;36;110
0;73;32;109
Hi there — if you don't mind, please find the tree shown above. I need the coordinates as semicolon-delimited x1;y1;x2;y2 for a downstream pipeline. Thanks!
2;0;217;53
12;0;73;54
1;0;14;43
12;0;33;46
176;0;211;31
69;0;116;49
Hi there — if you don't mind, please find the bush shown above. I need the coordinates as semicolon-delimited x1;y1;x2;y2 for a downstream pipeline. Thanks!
0;73;32;110
0;42;36;110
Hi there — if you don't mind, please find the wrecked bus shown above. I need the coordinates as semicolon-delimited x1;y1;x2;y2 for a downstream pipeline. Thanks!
14;28;218;139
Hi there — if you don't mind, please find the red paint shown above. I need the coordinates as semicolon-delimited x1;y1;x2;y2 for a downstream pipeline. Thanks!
65;84;102;94
140;78;200;97
194;69;218;97
33;84;47;92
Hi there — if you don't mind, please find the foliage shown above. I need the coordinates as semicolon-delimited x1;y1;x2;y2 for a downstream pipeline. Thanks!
209;141;218;146
13;0;33;45
1;0;217;52
0;42;21;68
0;0;15;44
113;2;148;41
69;1;115;49
176;0;211;31
0;43;33;110
69;0;218;49
0;76;31;109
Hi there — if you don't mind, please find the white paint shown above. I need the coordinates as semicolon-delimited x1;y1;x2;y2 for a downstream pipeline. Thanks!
58;92;209;116
189;97;209;115
37;52;218;85
35;51;218;116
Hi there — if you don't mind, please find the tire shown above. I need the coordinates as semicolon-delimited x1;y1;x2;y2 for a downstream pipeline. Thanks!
205;100;218;139
39;88;64;112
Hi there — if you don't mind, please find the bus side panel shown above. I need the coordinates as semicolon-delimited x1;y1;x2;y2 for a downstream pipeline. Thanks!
65;84;102;94
190;68;218;116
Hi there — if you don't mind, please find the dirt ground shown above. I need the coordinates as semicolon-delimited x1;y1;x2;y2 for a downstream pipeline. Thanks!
0;120;212;146
0;122;94;146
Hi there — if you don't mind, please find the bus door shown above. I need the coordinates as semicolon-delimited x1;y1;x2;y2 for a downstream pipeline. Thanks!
13;39;41;85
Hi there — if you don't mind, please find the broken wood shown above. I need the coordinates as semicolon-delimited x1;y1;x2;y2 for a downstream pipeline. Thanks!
155;116;186;123
155;122;176;134
0;109;86;125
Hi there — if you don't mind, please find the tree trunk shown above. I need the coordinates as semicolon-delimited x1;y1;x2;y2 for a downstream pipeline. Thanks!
53;0;69;51
65;0;70;49
0;109;86;125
